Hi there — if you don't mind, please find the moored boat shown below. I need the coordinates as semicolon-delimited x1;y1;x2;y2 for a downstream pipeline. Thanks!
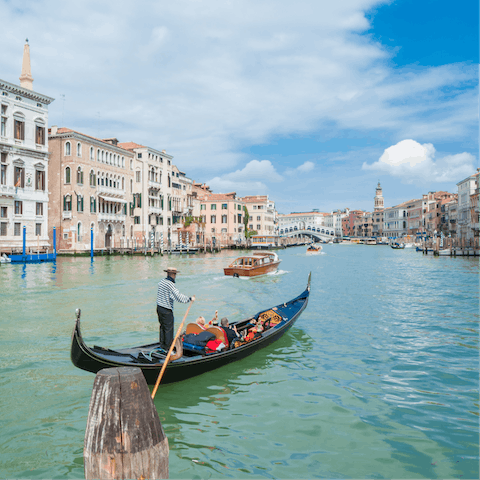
0;254;11;264
224;251;281;277
70;274;311;385
438;248;451;256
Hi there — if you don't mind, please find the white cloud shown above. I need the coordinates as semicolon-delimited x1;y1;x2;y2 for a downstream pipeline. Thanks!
0;0;475;187
362;139;475;184
297;161;315;173
206;160;282;194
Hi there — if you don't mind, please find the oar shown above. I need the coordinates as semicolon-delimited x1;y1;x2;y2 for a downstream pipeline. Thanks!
151;299;194;400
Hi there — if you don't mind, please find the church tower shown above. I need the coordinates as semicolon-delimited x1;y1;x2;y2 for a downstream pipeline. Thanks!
374;181;384;211
19;39;34;90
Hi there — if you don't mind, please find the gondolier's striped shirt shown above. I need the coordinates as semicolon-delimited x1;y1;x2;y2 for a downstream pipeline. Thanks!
156;277;191;310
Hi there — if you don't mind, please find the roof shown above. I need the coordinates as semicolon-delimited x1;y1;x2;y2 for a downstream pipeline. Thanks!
48;127;134;153
198;192;238;201
117;142;145;150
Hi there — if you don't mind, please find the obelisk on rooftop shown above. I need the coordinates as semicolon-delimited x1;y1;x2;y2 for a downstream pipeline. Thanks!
19;39;34;90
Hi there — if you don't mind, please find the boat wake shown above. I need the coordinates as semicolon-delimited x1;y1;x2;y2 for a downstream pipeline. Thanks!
268;269;288;276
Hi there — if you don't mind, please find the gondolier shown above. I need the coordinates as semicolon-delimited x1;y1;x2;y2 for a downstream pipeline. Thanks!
156;267;195;351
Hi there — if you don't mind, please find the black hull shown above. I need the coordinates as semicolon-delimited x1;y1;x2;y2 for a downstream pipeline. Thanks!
71;276;310;385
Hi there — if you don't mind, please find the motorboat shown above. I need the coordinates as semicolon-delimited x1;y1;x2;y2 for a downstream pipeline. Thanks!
224;251;281;277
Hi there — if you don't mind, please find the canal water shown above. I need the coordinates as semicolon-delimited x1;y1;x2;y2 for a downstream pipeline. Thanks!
0;246;478;479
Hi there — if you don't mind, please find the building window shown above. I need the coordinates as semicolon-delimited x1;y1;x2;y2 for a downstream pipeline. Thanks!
136;171;141;182
90;197;96;213
35;170;45;191
65;142;71;156
200;204;206;210
36;202;43;216
1;206;6;218
138;153;142;158
221;215;227;224
77;195;84;212
1;156;7;185
211;204;217;210
257;224;261;230
89;170;95;186
77;167;84;184
77;222;82;242
0;222;6;236
35;223;42;236
65;166;71;184
63;195;72;211
14;119;25;140
14;200;23;215
14;166;25;188
1;105;7;137
90;147;94;160
36;125;45;145
14;223;21;236
222;204;227;209
134;216;140;224
211;215;216;224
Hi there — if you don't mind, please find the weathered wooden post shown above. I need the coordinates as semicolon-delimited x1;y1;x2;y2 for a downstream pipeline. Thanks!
84;367;169;479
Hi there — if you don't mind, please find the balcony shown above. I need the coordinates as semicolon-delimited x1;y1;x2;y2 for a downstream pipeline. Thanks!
98;213;126;223
148;180;162;191
149;206;163;214
0;185;16;197
97;185;126;198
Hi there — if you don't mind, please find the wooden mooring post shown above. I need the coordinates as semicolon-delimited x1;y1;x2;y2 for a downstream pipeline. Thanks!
84;367;169;479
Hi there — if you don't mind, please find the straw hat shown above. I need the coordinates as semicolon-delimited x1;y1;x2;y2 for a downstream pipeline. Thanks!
164;267;179;274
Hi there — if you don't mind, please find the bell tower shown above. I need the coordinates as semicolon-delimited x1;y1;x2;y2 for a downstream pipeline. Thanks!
374;181;384;211
19;39;34;90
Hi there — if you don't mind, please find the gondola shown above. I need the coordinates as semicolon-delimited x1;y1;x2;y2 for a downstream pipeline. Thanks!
70;273;311;385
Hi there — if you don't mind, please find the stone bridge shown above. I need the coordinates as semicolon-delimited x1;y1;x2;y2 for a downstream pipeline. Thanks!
279;223;336;242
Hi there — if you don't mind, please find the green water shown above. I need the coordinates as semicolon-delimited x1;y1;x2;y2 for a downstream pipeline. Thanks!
0;246;478;478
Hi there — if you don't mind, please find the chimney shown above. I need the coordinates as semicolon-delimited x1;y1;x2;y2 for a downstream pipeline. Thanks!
50;125;58;136
19;39;34;90
103;138;119;146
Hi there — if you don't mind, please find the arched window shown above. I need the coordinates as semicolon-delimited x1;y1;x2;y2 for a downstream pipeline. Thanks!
101;151;105;162
122;157;125;168
90;196;96;213
130;179;133;191
109;153;112;164
90;147;94;160
122;177;125;190
65;166;71;184
77;222;82;242
63;195;72;211
65;142;71;156
76;143;82;156
77;167;83;184
97;149;100;161
97;171;100;185
77;195;84;212
130;159;133;170
89;169;96;186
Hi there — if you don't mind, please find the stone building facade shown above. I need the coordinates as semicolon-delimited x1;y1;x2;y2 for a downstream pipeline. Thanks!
0;41;54;253
48;128;134;251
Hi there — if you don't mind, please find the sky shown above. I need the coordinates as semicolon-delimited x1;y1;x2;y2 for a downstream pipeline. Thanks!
1;0;478;214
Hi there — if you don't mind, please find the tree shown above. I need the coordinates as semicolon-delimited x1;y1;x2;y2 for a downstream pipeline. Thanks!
242;206;257;238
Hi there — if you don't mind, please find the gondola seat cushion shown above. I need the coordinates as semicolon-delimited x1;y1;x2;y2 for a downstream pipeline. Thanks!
182;331;215;347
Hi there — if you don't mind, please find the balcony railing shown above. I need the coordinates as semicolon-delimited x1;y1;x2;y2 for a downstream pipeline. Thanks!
149;206;163;214
97;185;126;197
98;213;126;222
0;185;16;197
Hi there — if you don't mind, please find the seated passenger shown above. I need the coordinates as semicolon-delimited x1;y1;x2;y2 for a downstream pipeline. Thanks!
220;317;240;345
195;310;219;329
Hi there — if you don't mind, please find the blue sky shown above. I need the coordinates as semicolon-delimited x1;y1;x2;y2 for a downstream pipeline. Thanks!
1;0;478;214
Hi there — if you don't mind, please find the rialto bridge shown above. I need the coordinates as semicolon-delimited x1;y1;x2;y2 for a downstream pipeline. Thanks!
279;223;337;242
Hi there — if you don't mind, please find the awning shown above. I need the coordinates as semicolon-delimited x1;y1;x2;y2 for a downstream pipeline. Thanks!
98;195;127;203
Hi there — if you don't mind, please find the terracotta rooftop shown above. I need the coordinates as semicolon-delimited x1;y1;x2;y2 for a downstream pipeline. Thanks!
117;142;145;150
199;192;238;201
48;127;133;152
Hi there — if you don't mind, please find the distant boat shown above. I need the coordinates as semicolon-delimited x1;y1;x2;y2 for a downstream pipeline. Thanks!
224;251;281;277
391;243;405;249
438;248;451;256
0;254;11;264
306;244;322;253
